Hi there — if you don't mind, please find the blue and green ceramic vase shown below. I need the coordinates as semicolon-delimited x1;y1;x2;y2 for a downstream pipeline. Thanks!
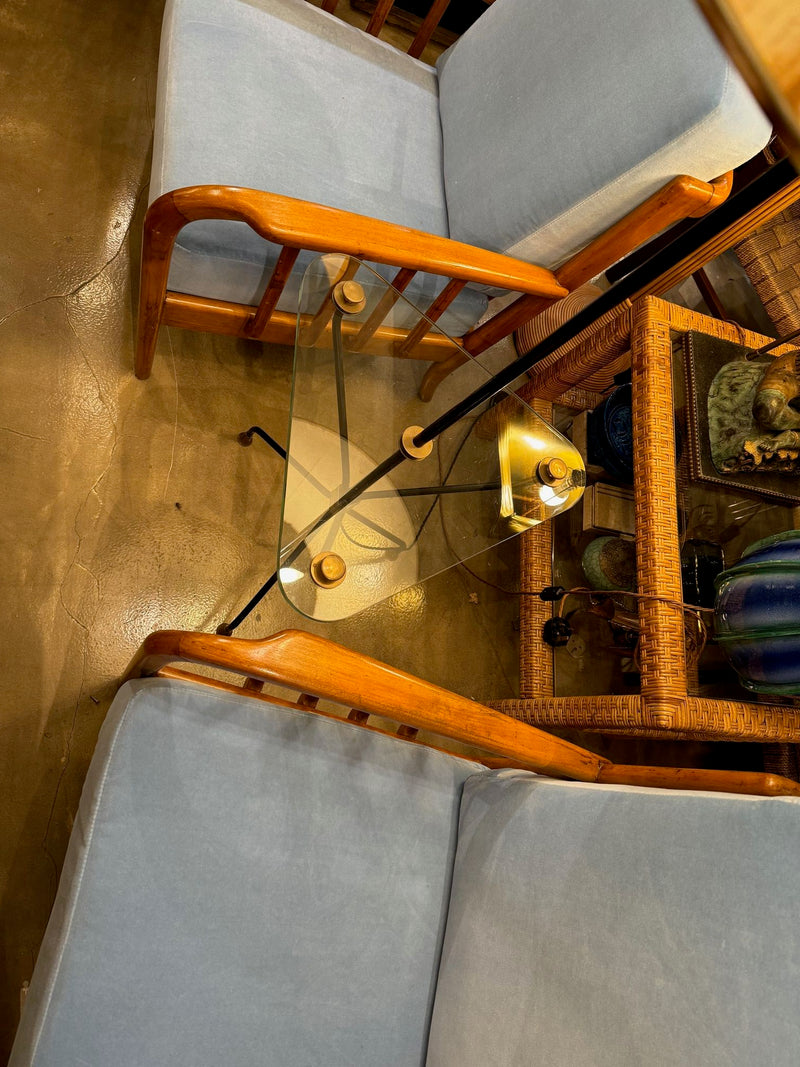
714;529;800;695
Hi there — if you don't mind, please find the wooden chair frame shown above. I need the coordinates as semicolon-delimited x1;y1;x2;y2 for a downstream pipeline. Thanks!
494;295;800;742
136;0;733;399
125;626;800;796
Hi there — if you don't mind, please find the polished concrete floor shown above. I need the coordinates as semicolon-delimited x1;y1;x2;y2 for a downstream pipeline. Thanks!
0;0;525;1052
0;0;783;1056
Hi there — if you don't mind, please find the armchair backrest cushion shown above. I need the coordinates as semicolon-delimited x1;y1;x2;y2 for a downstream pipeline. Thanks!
10;678;484;1066
437;0;771;268
150;0;488;334
426;770;800;1066
153;0;449;238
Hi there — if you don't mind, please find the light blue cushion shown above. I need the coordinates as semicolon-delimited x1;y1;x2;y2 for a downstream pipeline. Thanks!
437;0;771;267
152;0;487;334
426;771;800;1067
10;678;484;1066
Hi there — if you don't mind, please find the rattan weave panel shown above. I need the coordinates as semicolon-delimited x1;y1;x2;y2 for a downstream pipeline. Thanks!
735;202;800;335
631;302;687;730
491;696;800;742
518;302;633;404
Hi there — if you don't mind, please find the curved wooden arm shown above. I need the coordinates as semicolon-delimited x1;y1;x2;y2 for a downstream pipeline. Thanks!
123;628;800;797
597;763;800;796
136;185;566;379
457;170;736;366
125;628;605;781
689;170;734;215
144;185;566;295
555;172;734;291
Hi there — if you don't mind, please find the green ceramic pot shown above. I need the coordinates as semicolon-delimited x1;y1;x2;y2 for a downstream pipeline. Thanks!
581;536;636;592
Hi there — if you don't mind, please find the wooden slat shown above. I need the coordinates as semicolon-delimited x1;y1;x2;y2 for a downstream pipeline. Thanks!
398;278;466;355
692;267;728;318
162;293;458;360
321;0;338;10
366;0;394;36
244;245;300;337
408;0;451;58
350;267;415;351
159;668;493;764
157;666;306;713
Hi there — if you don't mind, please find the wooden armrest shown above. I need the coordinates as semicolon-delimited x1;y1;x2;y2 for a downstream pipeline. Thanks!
125;628;605;781
597;764;800;797
144;185;567;299
554;172;733;290
124;628;800;797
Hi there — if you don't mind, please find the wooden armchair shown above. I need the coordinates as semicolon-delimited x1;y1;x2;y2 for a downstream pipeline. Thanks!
136;0;770;399
10;628;800;1064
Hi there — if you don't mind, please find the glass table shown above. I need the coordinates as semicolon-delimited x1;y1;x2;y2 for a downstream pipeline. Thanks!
222;253;586;627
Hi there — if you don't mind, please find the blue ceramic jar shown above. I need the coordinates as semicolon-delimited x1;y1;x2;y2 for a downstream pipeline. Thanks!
586;384;634;482
714;529;800;695
586;384;681;484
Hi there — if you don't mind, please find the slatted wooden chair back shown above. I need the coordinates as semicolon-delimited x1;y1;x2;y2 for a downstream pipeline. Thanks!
320;0;471;60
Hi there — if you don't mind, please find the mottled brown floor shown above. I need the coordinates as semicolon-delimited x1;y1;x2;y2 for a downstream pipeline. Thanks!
0;0;520;1052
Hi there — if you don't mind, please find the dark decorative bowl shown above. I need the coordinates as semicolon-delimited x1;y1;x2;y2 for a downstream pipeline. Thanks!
714;529;800;695
587;385;634;482
587;385;682;484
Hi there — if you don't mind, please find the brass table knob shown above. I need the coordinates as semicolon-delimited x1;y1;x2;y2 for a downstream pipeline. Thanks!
333;280;366;315
400;425;433;460
538;457;568;485
310;551;347;588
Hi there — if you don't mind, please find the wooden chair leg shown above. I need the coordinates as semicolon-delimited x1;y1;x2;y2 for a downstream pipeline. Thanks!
419;349;468;401
134;294;163;380
135;200;179;379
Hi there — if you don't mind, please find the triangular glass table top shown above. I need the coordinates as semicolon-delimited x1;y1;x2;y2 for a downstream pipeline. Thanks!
278;254;585;621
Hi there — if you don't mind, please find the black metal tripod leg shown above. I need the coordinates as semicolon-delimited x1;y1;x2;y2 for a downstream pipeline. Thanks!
237;426;287;460
216;570;279;635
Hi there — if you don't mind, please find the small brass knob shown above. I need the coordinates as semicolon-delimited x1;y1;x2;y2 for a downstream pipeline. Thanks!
310;551;347;588
400;425;433;461
537;457;568;485
332;280;366;315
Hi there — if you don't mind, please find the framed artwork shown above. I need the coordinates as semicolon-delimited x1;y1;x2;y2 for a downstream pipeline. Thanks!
682;330;800;506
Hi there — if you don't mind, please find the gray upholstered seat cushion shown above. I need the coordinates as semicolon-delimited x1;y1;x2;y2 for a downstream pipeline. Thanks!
437;0;771;268
426;771;800;1067
152;0;488;334
10;678;484;1066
